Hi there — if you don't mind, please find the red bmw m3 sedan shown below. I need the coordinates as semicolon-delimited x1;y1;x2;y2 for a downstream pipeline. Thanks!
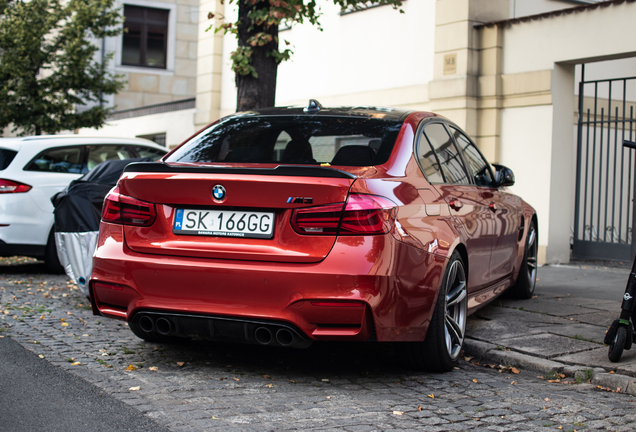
90;102;537;371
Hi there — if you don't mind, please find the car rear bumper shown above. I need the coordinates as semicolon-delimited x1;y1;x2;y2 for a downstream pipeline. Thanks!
90;223;447;342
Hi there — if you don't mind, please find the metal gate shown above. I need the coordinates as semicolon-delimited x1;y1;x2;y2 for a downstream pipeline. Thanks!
573;71;636;261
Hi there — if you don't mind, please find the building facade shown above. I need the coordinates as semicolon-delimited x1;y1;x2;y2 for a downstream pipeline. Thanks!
8;0;635;265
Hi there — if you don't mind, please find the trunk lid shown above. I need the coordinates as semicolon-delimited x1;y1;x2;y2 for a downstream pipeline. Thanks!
118;163;355;263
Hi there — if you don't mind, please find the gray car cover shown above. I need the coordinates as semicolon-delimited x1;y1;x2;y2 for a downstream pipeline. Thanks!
51;158;152;296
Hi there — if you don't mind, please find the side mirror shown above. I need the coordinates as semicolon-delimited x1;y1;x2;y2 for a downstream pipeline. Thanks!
493;164;515;187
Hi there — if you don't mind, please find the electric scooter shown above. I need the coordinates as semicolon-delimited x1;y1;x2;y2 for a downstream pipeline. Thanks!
605;139;636;362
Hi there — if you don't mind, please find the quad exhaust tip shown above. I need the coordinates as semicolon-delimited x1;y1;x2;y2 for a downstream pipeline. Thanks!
276;328;295;346
133;312;311;348
254;327;273;345
155;317;173;335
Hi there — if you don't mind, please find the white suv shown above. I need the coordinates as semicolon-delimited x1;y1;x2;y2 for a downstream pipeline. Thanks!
0;135;167;271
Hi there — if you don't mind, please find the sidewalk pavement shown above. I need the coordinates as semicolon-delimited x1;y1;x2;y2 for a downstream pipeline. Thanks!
464;262;636;394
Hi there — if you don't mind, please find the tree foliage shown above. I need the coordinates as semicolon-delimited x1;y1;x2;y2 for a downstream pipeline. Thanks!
0;0;124;135
209;0;403;111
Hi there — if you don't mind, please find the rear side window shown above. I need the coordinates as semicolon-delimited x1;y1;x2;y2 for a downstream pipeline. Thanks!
0;149;17;170
166;116;403;166
133;145;166;160
87;145;136;170
24;146;86;174
450;127;494;187
420;123;470;184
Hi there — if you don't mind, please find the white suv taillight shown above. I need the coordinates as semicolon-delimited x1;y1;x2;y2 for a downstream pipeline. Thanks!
101;186;156;227
0;179;32;194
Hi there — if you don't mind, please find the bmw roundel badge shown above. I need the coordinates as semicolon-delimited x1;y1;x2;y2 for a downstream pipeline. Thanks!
212;184;226;201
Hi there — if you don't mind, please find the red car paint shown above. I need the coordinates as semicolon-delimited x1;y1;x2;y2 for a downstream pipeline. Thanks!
89;107;536;347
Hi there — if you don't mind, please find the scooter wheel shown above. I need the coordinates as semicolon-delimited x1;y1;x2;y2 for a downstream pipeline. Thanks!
609;326;627;363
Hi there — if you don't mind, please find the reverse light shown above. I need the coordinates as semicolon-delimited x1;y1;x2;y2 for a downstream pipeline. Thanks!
291;203;345;234
0;179;32;194
101;186;156;227
291;194;396;236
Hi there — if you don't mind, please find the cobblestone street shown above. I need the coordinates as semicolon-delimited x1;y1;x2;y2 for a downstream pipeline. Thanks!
2;260;635;431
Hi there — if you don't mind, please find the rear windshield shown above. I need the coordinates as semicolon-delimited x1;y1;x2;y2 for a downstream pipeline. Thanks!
0;149;18;170
166;116;404;166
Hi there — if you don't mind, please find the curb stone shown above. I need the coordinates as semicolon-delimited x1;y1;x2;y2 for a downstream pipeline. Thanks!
464;338;636;396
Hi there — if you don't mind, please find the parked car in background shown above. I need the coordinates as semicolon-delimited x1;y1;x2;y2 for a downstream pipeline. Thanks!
0;135;167;271
89;103;537;371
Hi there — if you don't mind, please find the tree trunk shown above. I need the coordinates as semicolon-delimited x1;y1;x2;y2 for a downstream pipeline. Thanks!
236;0;279;112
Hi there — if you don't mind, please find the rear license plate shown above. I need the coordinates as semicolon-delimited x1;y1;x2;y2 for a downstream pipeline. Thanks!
173;209;275;239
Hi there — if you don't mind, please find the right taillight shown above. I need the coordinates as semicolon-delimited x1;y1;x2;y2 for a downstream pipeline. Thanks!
101;186;156;227
291;194;396;236
0;179;32;194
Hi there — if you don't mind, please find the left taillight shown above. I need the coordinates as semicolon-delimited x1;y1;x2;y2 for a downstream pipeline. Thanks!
0;179;32;194
291;194;396;236
101;186;156;227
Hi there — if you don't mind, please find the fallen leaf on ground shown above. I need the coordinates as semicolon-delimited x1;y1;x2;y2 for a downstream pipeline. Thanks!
428;394;434;399
125;365;137;371
511;367;520;374
393;411;403;415
418;406;422;411
61;323;69;327
71;362;80;365
38;354;44;359
609;371;615;374
472;379;478;383
129;386;140;391
149;367;158;371
263;374;271;379
266;384;273;388
233;377;240;381
545;398;550;402
177;362;185;367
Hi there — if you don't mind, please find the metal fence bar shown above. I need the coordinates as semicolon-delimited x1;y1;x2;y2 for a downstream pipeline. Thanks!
604;80;612;242
574;75;636;260
583;108;591;240
619;81;627;243
598;106;604;242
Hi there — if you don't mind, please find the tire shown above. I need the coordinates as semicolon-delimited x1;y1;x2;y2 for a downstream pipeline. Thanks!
608;325;627;363
509;220;538;299
44;229;65;274
397;251;468;372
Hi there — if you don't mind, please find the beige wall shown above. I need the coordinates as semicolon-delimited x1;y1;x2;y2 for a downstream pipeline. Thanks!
214;0;438;119
78;109;196;148
488;0;636;263
76;0;636;266
107;0;199;111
